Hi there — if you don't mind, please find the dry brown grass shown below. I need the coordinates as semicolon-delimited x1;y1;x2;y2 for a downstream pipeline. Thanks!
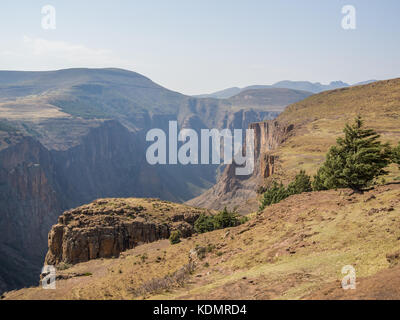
4;183;400;300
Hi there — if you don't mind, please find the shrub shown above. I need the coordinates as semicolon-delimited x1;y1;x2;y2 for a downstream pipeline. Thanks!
194;214;215;233
213;207;241;229
287;170;312;195
238;216;249;225
194;207;244;234
259;171;313;211
206;243;215;253
313;117;392;191
393;142;400;168
169;230;181;245
194;245;207;260
259;181;289;211
140;253;148;262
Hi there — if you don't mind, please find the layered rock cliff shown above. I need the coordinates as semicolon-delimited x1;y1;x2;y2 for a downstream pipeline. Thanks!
45;198;213;265
186;120;295;212
0;135;64;292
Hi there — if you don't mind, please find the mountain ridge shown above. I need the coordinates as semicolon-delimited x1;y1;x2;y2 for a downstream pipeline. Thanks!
194;79;378;99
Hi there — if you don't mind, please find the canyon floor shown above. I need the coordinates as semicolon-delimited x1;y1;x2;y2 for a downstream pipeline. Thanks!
3;182;400;300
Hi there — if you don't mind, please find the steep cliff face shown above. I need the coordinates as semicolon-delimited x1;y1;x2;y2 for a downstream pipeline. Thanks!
186;120;294;212
0;119;216;292
251;121;294;179
0;136;64;292
45;198;213;265
52;120;143;206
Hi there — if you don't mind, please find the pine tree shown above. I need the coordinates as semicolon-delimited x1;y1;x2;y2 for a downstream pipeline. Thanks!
259;181;289;211
194;214;215;233
213;207;240;229
287;170;312;195
313;116;391;191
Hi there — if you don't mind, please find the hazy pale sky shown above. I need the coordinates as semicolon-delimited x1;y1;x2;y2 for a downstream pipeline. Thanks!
0;0;399;95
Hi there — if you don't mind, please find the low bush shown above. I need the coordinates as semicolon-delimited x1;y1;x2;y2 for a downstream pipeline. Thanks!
259;170;312;211
169;230;181;245
194;207;246;234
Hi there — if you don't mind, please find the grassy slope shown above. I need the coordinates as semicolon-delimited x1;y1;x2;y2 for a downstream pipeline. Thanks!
0;68;186;121
4;183;400;300
269;78;400;183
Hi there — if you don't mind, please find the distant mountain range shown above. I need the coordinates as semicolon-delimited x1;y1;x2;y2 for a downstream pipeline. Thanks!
194;80;378;99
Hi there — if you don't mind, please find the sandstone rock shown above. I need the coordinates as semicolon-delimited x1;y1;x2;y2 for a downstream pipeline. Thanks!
45;198;213;266
187;120;294;212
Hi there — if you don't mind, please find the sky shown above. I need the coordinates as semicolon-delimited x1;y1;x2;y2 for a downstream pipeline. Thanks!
0;0;399;95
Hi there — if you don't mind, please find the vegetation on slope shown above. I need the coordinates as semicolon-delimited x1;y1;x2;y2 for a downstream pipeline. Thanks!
313;117;392;191
259;170;312;211
268;78;400;185
259;117;397;209
194;207;248;234
4;184;400;300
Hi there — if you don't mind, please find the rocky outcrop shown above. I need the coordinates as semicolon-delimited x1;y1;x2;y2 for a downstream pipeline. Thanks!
251;121;294;179
250;121;293;159
46;219;169;265
186;120;295;212
45;198;213;266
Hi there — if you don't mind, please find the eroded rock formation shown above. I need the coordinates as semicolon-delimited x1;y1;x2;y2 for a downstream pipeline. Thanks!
45;198;213;265
186;120;295;212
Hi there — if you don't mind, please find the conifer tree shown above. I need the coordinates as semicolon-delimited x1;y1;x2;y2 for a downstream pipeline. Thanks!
259;181;288;211
287;170;312;195
313;116;391;191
